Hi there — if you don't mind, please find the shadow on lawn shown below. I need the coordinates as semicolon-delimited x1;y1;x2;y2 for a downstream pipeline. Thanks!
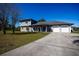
7;32;38;35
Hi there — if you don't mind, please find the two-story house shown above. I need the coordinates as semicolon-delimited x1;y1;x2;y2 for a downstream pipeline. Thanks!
20;19;73;33
20;19;37;32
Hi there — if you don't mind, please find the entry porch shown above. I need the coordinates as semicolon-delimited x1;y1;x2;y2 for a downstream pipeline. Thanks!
32;25;52;32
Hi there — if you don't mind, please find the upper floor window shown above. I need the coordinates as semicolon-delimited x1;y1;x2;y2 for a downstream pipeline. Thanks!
25;21;28;23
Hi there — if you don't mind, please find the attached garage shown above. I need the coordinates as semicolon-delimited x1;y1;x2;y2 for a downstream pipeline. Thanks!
51;26;71;33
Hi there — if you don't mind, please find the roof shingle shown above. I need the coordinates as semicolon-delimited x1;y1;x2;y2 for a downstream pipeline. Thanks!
32;21;73;26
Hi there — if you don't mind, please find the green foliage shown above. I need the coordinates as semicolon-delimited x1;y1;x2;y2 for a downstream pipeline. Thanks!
0;4;20;34
73;27;79;31
72;27;79;33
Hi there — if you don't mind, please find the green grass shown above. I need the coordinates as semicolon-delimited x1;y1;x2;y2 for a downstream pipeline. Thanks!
0;31;49;54
72;31;79;33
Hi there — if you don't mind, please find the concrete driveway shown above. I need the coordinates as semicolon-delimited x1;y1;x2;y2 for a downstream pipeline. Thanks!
1;32;79;56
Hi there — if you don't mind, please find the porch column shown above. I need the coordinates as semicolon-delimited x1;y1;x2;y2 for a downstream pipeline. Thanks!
40;27;42;32
37;27;39;32
33;27;35;32
45;26;47;32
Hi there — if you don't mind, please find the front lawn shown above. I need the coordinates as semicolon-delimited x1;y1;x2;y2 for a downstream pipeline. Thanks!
72;31;79;33
0;31;49;55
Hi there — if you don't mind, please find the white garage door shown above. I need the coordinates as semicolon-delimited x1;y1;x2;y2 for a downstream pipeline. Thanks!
53;27;60;32
52;27;71;33
61;27;70;32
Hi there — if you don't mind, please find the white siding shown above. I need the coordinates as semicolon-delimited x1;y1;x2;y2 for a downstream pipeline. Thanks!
20;20;72;33
29;27;34;32
20;21;31;26
20;27;34;32
20;21;34;32
20;27;27;32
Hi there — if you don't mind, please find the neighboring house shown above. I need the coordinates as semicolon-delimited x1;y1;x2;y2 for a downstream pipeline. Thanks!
20;19;73;33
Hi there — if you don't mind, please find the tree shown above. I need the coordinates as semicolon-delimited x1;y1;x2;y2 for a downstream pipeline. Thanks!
0;3;20;34
0;18;2;31
11;8;19;34
38;18;46;22
0;4;11;34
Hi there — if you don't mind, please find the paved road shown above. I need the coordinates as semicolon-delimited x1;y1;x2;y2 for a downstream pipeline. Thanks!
1;33;79;56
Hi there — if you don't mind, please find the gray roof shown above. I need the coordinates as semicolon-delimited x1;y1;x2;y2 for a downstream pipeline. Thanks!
19;18;37;22
32;21;73;26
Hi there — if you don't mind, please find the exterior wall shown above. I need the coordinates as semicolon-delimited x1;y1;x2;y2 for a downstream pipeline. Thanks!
20;20;72;33
29;27;34;32
20;21;31;26
20;27;27;32
20;21;32;32
20;27;34;32
20;26;72;33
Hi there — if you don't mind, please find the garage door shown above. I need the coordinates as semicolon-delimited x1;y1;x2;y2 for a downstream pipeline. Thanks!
52;27;71;33
61;27;70;32
53;27;60;32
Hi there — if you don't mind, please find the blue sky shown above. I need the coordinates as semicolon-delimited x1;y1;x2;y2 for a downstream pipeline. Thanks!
15;3;79;27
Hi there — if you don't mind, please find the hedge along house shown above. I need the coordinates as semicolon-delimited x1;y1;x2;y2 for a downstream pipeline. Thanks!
20;19;73;33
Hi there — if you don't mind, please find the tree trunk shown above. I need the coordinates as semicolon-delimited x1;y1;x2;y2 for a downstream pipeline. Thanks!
3;27;6;34
12;25;15;34
2;16;6;34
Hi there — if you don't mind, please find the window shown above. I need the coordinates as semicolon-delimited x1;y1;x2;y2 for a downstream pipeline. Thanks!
25;21;28;23
26;27;29;30
21;27;24;29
